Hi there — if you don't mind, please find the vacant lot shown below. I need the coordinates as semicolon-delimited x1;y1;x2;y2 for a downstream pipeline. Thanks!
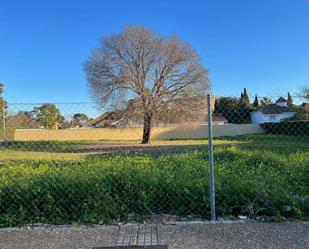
0;138;238;160
1;134;307;159
0;134;308;227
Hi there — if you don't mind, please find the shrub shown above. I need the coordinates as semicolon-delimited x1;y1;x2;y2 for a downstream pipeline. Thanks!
261;121;309;136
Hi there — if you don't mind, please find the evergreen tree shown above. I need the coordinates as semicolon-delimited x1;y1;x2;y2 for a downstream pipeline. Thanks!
253;95;259;109
213;98;220;114
287;92;293;106
240;88;250;107
216;97;252;124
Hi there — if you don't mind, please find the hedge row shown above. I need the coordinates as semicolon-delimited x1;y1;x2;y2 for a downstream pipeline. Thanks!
261;121;309;136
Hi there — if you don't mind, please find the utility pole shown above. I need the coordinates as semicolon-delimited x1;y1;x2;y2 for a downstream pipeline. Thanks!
0;83;6;141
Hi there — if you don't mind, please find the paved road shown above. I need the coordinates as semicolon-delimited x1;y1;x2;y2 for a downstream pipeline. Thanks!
0;222;308;249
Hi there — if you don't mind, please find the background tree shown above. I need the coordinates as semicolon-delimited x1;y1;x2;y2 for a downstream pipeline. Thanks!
287;92;293;106
240;88;250;107
291;103;309;121
215;97;252;124
0;97;7;139
72;113;89;127
0;84;7;117
85;26;209;143
32;104;64;129
0;98;7;117
213;98;220;114
300;87;309;101
260;97;272;106
253;95;259;109
289;86;308;121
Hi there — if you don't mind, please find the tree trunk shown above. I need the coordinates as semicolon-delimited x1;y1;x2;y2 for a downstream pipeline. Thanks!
142;112;152;144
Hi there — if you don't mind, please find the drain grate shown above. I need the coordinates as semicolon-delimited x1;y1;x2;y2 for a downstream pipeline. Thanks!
93;246;168;249
115;224;159;246
93;224;168;249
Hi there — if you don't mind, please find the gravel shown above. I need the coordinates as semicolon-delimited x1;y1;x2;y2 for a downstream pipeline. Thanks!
0;222;308;249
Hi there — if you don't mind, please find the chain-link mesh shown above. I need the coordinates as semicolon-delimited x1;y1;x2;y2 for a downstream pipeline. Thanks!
0;94;308;227
213;94;309;221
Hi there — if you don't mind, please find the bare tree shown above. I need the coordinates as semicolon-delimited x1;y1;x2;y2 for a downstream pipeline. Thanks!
84;26;209;143
300;86;309;101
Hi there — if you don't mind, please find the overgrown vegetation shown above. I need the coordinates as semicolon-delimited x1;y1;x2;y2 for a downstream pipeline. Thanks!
0;137;308;227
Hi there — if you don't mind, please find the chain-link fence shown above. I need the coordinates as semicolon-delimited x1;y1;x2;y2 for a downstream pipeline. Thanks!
0;94;308;227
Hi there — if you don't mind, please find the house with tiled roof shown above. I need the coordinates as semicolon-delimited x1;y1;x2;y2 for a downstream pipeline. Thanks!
84;111;124;128
251;97;296;124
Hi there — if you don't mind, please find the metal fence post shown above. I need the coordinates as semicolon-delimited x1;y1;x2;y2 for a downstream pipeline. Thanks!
207;94;216;221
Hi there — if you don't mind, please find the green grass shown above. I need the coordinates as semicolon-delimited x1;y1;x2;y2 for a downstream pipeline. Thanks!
0;134;308;227
2;134;307;160
0;138;240;160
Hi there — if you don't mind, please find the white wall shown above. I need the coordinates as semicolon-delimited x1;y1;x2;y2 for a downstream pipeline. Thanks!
276;101;288;107
251;112;296;124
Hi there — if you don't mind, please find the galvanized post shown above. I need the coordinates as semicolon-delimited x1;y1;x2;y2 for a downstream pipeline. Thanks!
207;94;216;221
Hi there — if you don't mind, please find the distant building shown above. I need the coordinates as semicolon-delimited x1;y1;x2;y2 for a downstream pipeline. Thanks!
6;113;41;129
251;97;296;124
85;95;218;128
212;114;228;125
84;111;123;128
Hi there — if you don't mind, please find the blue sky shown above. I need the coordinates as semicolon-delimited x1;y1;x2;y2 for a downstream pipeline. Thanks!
1;0;309;103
